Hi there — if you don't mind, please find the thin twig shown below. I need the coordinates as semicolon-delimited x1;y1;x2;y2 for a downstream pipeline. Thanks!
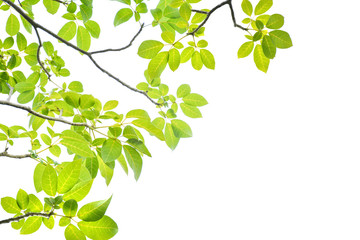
0;152;32;159
0;100;92;128
0;212;53;224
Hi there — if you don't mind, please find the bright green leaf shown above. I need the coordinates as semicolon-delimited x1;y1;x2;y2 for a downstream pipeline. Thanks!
6;14;20;36
1;197;21;214
254;0;273;15
77;196;112;222
63;199;78;217
77;26;91;51
20;217;42;235
42;165;58;196
58;160;82;194
101;139;122;163
253;44;270;73
266;14;284;29
114;8;133;26
123;145;142;180
262;35;276;59
238;41;254;58
269;30;293;49
182;93;208;106
171;119;192;138
65;224;86;240
63;180;93;202
147;51;169;79
58;21;77;41
165;123;179;150
16;189;29;210
78;215;118;240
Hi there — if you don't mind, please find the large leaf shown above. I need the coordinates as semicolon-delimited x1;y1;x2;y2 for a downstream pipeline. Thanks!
269;30;293;49
200;49;215;70
33;163;46;192
253;44;270;73
77;196;112;221
266;14;284;29
42;165;58;196
78;216;118;240
57;160;82;194
241;0;253;16
114;8;133;26
165;123;179;150
138;40;164;59
63;199;78;217
171;119;192;138
61;130;94;158
6;14;20;36
101;139;122;163
63;180;93;202
20;217;42;235
123;145;142;181
147;51;169;79
77;26;91;51
182;93;208;107
26;194;42;212
58;21;77;41
65;224;86;240
1;197;21;214
261;35;276;59
16;189;29;210
238;41;254;58
180;103;202;118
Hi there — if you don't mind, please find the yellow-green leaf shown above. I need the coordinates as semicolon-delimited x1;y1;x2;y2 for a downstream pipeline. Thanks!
253;44;270;73
42;165;58;196
6;14;20;36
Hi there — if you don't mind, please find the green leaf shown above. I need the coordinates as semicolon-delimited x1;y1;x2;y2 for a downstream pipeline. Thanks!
63;180;93;202
61;130;94;158
241;0;253;16
16;32;27;51
63;199;78;217
16;189;29;210
253;44;270;73
168;48;181;71
123;145;142;180
80;4;92;23
59;217;71;227
147;51;169;79
180;103;202;118
58;160;82;194
40;133;51;145
197;40;208;48
171;119;192;138
101;139;122;163
80;94;95;109
180;46;194;63
85;157;99;179
43;216;55;229
1;197;21;214
151;8;162;21
77;26;91;51
132;119;165;141
177;84;191;98
17;90;35;104
20;217;42;235
182;93;208;106
27;194;43;212
98;157;114;186
43;0;60;14
78;216;118;240
126;139;151;157
126;109;150;120
266;14;284;29
114;8;133;26
103;100;118;111
6;14;20;36
262;35;276;59
65;224;86;240
136;2;148;13
191;51;203;70
77;196;112;222
42;165;58;196
117;154;128;175
68;81;83;92
34;163;46;193
238;41;254;58
11;214;25;230
15;82;35;93
200;49;215;70
164;6;180;18
179;2;192;21
84;20;101;38
191;9;208;23
161;31;175;44
165;123;179;150
254;0;273;15
58;21;77;41
63;92;80;108
269;30;293;49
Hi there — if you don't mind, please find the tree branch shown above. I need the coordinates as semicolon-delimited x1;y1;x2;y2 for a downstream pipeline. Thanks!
0;212;53;224
0;100;92;128
2;0;159;105
0;151;32;159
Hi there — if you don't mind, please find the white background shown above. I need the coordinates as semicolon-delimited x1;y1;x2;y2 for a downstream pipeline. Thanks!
1;0;360;239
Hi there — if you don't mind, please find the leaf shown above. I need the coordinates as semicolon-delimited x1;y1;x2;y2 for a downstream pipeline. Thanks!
15;82;35;93
61;130;94;158
147;51;169;79
161;31;175;44
182;93;208;106
98;156;113;186
171;119;192;138
58;21;77;41
17;90;35;104
33;163;46;193
165;123;179;150
180;103;202;118
1;197;21;214
132;119;165;141
238;41;254;58
59;217;71;227
167;48;181;72
78;216;118;240
200;49;215;70
68;81;83;92
65;224;86;240
269;30;293;49
253;44;270;73
80;4;92;23
63;199;78;217
20;217;42;235
126;139;151;157
43;216;55;229
6;14;20;36
16;32;27;51
16;189;29;210
164;6;180;18
77;196;112;221
77;26;91;51
117;154;128;175
191;9;208;23
177;84;191;98
101;139;122;163
42;165;58;196
58;160;82;194
241;0;253;16
43;0;60;14
266;14;284;29
254;0;273;15
84;20;101;38
180;46;194;63
123;145;142;180
114;8;133;26
191;51;203;70
126;109;150;120
262;35;276;59
27;194;43;212
86;157;99;179
179;2;192;21
80;94;95;109
63;180;93;202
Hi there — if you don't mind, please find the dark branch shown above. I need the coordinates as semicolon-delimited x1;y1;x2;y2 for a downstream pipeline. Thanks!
0;212;53;224
2;0;159;105
0;152;32;159
0;100;92;128
191;9;209;14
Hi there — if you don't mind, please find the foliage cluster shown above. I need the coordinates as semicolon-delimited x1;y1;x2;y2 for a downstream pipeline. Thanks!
0;0;291;239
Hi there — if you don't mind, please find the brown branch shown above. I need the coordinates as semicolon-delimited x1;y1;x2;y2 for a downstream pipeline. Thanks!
191;9;209;14
0;151;32;159
0;212;53;224
2;0;159;105
0;100;92;128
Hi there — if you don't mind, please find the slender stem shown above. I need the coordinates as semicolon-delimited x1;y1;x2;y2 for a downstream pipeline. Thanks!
0;152;32;159
0;212;53;224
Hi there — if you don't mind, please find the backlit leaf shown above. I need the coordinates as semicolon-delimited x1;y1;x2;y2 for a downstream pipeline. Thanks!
101;139;122;163
165;123;179;150
63;180;93;202
114;8;133;26
269;30;293;49
58;160;82;194
77;196;112;221
262;35;276;59
266;14;284;29
123;145;142;180
42;165;58;196
20;217;42;235
65;224;86;240
58;21;77;41
241;0;253;16
6;14;20;36
253;44;270;73
148;51;169;79
254;0;273;15
171;119;192;138
138;40;164;59
78;216;118;240
238;41;254;58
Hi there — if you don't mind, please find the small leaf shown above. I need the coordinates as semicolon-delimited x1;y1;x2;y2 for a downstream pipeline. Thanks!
269;30;293;49
34;163;46;193
165;123;179;150
84;20;101;38
68;81;83;92
261;35;276;59
191;51;203;70
80;4;92;23
123;145;142;180
253;44;270;73
1;197;21;214
27;194;43;212
182;93;208;106
126;139;151;157
147;51;169;79
200;49;215;70
171;119;192;138
77;196;112;221
77;26;91;51
161;31;175;44
132;119;165;141
138;40;164;59
180;47;194;63
114;8;133;26
63;199;78;217
266;14;284;29
238;41;254;58
241;0;253;16
177;84;191;98
254;0;273;15
98;156;113;186
168;48;181;71
101;139;122;163
16;189;29;210
17;90;35;104
126;109;150;120
180;103;202;118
